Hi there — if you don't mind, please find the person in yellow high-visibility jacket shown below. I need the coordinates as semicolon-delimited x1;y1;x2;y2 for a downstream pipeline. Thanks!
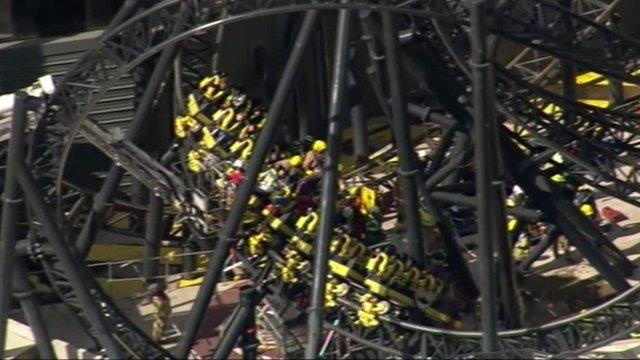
148;283;172;342
513;233;531;263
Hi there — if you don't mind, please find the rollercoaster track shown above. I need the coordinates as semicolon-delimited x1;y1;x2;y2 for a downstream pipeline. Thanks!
435;0;640;85
495;67;640;145
49;2;456;214
4;0;640;358
21;152;174;357
386;279;640;357
27;1;640;209
259;234;640;358
241;142;638;358
493;74;640;203
423;2;640;207
356;4;640;353
490;0;640;85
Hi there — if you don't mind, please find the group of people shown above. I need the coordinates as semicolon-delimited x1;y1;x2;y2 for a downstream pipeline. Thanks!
171;73;459;330
508;169;609;265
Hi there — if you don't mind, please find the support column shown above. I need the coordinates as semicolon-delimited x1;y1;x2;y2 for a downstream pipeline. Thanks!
516;224;559;273
469;0;498;352
608;79;624;107
502;136;630;293
490;131;521;328
560;0;577;126
15;164;124;358
423;131;480;299
142;194;163;285
182;239;197;280
212;287;265;359
0;92;28;359
349;71;368;164
305;3;351;358
13;260;56;359
382;10;425;269
358;11;392;118
130;180;149;233
175;12;319;357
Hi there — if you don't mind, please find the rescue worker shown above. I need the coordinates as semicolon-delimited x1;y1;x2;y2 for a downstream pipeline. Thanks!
303;140;327;173
506;186;525;247
149;283;172;342
574;185;597;222
512;232;531;263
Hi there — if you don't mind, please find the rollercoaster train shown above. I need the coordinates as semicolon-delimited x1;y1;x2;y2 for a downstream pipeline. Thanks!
3;0;640;358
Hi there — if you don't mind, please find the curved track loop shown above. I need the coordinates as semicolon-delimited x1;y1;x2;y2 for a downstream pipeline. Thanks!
8;0;640;358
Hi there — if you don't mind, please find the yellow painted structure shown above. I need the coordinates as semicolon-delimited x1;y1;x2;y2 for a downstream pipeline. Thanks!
87;244;183;265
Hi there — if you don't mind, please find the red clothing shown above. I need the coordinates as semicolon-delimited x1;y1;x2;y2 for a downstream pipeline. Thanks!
228;170;246;185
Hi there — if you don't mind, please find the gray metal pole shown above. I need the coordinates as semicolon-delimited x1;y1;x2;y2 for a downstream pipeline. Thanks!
15;164;124;358
13;260;56;359
608;79;624;106
174;12;319;357
182;239;197;280
142;194;163;284
349;72;368;164
488;121;521;329
381;10;425;269
516;225;559;273
469;0;498;352
305;4;351;358
212;287;265;359
0;92;28;359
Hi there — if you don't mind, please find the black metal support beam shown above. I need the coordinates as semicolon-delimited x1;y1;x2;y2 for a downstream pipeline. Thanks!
75;6;187;257
101;0;142;37
0;92;28;359
212;287;266;359
295;26;326;140
174;11;318;357
516;224;559;273
182;239;197;280
561;62;577;102
502;136;630;293
382;10;425;269
560;0;577;127
349;70;368;164
359;10;392;119
428;132;468;194
487;106;521;327
142;194;163;285
305;3;351;357
420;125;479;299
424;198;480;299
560;59;577;127
608;79;624;106
430;191;542;222
15;163;124;358
13;260;56;359
423;127;455;180
350;101;368;164
469;0;499;351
